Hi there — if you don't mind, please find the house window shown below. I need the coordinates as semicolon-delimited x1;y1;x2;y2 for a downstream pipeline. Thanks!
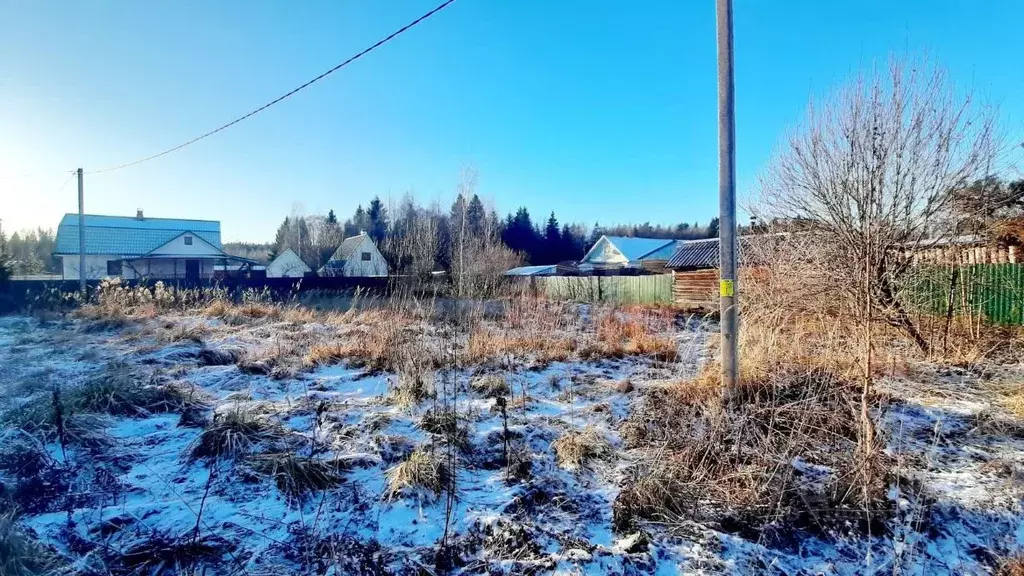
107;260;123;276
184;235;193;246
361;252;371;261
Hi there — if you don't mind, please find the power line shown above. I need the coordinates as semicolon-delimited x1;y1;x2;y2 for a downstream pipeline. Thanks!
88;0;456;175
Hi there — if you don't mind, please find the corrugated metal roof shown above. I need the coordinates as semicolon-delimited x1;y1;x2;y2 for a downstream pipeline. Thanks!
505;265;557;276
666;238;721;269
594;236;678;261
666;236;767;269
54;213;221;256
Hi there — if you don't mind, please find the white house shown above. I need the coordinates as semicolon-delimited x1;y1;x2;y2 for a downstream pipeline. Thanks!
266;248;311;278
578;235;680;273
54;211;253;281
318;232;389;277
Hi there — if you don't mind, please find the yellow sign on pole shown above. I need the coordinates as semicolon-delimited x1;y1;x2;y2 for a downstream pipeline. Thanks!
720;279;734;298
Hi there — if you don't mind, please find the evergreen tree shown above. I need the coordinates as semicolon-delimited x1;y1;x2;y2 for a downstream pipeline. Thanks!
708;217;720;238
466;194;486;237
366;196;388;242
326;209;338;225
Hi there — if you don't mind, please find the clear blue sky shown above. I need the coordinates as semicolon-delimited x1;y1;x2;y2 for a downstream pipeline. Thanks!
1;0;1021;242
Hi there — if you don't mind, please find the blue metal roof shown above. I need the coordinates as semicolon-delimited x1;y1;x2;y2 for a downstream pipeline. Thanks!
600;236;677;261
505;265;557;276
54;214;222;256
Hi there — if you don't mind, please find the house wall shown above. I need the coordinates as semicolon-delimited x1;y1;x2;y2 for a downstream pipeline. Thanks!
266;251;310;278
124;259;218;280
672;269;720;309
61;255;122;280
147;233;223;256
342;237;389;277
581;237;629;267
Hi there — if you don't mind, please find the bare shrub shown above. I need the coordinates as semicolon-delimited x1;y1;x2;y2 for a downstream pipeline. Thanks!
754;57;1001;354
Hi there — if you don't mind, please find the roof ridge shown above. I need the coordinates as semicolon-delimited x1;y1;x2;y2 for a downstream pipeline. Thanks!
60;213;220;224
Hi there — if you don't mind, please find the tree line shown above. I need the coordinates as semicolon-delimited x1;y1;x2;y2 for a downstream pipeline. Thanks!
257;193;723;274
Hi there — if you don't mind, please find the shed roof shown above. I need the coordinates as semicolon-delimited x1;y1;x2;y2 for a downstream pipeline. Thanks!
587;236;678;262
505;265;557;276
666;238;720;269
54;214;222;256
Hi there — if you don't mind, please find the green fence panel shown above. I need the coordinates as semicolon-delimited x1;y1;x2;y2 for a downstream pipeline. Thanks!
532;274;672;305
906;263;1024;326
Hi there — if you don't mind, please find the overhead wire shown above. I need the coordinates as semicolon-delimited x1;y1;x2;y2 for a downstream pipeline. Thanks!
88;0;456;175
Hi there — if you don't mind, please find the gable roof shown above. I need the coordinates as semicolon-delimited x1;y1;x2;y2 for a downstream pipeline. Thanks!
583;236;678;262
327;234;368;263
54;214;221;256
268;248;312;272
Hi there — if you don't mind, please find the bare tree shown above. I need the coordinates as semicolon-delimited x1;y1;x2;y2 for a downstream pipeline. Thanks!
755;57;1000;354
752;58;1001;467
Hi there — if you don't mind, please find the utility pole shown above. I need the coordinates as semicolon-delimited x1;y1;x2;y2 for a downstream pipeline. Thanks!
716;0;739;394
77;168;86;296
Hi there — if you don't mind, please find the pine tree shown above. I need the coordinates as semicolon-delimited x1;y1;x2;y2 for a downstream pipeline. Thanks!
708;217;720;238
466;194;486;237
367;196;388;242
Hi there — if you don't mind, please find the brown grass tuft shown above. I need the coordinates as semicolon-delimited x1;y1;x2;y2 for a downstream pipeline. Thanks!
190;406;289;460
384;448;448;501
249;454;343;499
551;426;614;471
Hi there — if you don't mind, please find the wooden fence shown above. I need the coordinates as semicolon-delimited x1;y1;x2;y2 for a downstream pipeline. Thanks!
528;275;673;305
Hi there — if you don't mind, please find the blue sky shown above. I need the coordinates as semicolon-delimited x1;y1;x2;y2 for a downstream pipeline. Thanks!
1;0;1021;242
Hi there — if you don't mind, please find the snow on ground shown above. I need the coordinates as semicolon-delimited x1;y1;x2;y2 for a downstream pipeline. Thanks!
0;313;1022;574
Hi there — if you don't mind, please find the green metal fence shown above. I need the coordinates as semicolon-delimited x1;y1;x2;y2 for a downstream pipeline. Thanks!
906;263;1024;326
531;275;673;305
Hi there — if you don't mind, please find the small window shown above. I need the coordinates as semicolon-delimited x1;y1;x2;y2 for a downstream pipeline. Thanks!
184;235;193;246
107;260;122;276
361;252;371;261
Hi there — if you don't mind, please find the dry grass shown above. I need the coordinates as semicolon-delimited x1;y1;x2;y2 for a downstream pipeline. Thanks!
615;368;887;535
384;448;448;501
418;408;470;450
190;406;289;460
551;426;614;471
249;454;343;499
0;511;64;576
389;358;436;409
471;374;511;397
998;556;1024;576
64;363;208;417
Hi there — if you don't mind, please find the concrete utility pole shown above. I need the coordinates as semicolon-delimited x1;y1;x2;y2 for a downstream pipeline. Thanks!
716;0;739;393
77;168;86;296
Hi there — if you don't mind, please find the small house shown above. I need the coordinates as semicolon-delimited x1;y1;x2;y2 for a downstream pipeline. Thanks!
54;211;253;281
318;232;389;277
578;235;679;274
266;248;312;278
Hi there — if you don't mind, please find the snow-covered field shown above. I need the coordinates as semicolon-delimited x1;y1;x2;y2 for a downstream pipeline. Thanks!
0;310;1022;575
